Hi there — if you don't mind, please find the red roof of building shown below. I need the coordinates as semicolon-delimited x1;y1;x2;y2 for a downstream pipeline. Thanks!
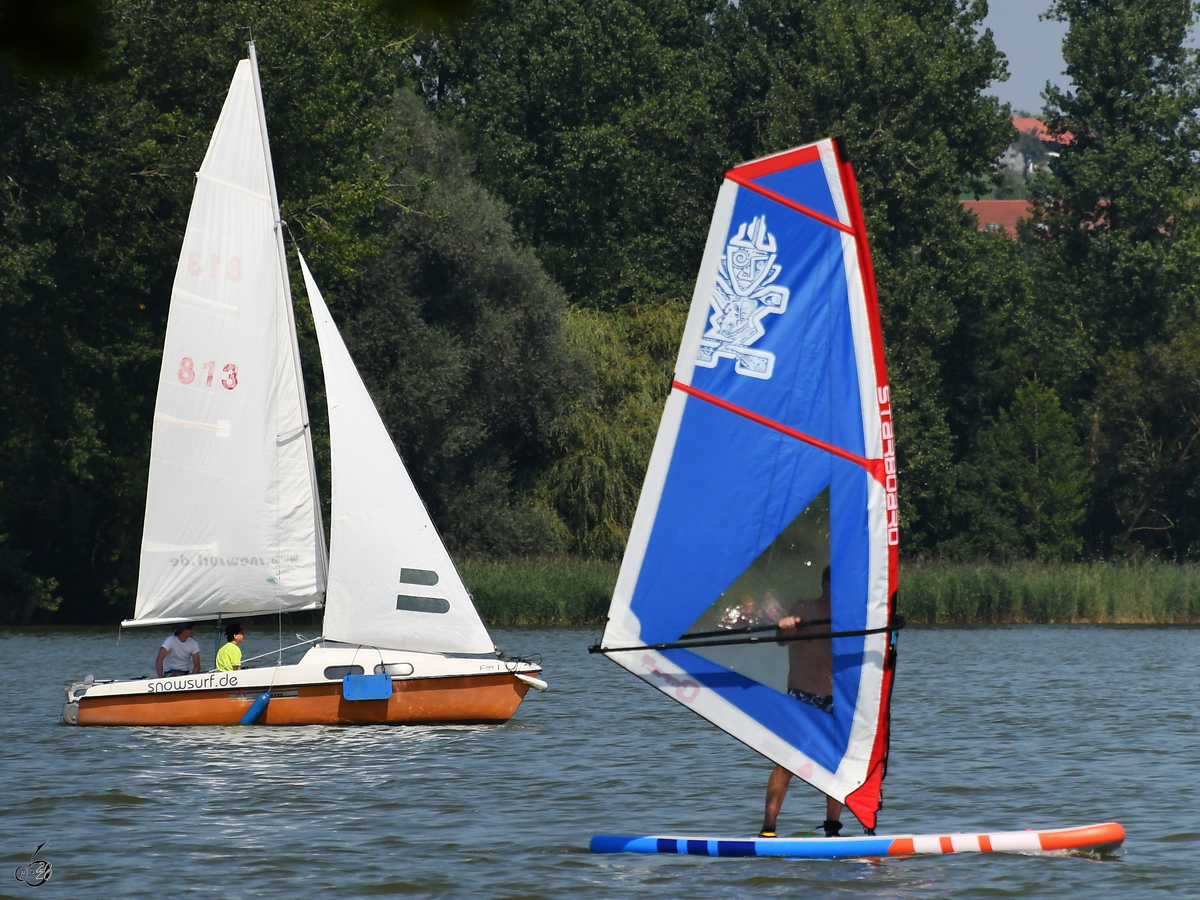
1012;116;1073;144
1013;117;1050;139
961;199;1032;236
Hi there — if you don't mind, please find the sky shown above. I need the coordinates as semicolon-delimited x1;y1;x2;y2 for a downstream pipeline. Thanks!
982;0;1069;115
983;0;1200;115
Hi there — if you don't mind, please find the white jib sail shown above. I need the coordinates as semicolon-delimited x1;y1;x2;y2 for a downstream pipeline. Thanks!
130;50;326;625
299;253;496;656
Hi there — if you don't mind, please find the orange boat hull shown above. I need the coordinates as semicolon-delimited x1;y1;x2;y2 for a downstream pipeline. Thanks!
76;673;531;726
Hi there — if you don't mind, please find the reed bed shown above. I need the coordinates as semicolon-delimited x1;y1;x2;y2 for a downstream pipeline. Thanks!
459;558;619;625
900;559;1200;624
460;557;1200;625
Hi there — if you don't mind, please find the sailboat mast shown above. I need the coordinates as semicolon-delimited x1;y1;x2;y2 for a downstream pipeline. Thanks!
246;41;329;595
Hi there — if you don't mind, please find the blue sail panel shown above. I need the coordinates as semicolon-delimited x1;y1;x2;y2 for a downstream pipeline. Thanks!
601;139;899;830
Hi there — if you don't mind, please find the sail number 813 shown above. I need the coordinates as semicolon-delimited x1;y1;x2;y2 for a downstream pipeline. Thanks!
178;358;239;390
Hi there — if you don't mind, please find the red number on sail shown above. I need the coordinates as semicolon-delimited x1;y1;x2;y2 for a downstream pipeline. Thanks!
222;363;239;390
178;357;195;384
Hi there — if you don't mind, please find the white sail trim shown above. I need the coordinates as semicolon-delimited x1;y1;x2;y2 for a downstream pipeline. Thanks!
607;648;876;800
822;139;893;788
131;56;325;624
604;180;739;648
300;254;495;656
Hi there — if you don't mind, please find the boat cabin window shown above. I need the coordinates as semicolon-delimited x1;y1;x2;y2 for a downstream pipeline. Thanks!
375;663;415;676
323;665;364;679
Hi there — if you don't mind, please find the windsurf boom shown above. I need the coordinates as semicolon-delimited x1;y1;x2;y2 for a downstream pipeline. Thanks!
593;138;898;830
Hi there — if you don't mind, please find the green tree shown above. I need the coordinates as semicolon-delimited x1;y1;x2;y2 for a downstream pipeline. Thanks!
971;380;1088;559
1028;0;1200;379
415;0;1018;555
714;0;1016;555
326;92;580;556
1092;329;1200;556
534;301;686;557
415;0;732;310
0;0;577;621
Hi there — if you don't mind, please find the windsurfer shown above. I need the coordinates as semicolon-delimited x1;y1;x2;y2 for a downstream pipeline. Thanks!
760;566;843;838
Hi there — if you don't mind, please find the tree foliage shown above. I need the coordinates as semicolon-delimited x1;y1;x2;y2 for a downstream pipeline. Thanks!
10;0;1200;622
973;380;1088;560
1092;329;1200;556
1020;0;1200;556
0;0;577;622
327;92;580;556
415;0;1018;555
1030;0;1200;368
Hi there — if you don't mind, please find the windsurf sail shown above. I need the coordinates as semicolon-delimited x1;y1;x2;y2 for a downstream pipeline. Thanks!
592;138;899;830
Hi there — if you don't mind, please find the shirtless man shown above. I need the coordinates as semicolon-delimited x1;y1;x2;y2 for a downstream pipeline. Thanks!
759;566;844;838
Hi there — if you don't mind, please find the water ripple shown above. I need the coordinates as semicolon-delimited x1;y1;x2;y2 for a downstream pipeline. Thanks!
0;625;1195;897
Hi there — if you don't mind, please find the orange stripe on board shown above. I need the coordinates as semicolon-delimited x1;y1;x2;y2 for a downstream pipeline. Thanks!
979;834;993;852
887;838;915;856
939;836;954;853
1037;823;1126;852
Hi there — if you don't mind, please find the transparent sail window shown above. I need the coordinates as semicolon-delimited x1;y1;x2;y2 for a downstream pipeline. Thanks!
685;488;830;696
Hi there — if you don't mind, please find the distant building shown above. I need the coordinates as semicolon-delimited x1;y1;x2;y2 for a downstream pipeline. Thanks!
962;117;1068;236
960;199;1032;236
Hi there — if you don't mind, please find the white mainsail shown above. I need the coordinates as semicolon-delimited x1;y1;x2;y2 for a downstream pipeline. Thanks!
299;254;495;656
128;48;326;625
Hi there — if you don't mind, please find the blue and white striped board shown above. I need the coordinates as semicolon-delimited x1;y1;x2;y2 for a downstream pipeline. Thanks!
590;822;1126;858
591;834;894;858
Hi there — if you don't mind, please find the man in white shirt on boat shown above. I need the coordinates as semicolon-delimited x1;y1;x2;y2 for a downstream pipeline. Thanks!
156;624;201;677
760;566;843;838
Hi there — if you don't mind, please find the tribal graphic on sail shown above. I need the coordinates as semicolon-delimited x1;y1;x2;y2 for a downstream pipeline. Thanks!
696;215;789;379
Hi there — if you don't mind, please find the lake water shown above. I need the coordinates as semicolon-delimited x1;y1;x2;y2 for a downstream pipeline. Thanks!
1;625;1197;898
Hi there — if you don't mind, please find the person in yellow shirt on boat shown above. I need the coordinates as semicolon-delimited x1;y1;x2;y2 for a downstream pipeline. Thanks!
215;622;245;671
760;566;844;838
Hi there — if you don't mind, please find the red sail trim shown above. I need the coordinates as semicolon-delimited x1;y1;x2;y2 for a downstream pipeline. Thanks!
844;633;896;830
727;143;822;179
671;381;885;484
835;149;890;413
725;169;855;236
833;140;898;833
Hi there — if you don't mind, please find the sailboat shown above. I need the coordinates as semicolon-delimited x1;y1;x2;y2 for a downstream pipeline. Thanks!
587;140;1123;857
62;45;543;727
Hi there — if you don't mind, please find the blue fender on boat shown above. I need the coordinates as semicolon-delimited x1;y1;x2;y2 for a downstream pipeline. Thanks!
239;692;271;725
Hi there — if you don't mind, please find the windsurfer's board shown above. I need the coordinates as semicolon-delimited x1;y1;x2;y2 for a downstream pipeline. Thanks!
590;822;1124;858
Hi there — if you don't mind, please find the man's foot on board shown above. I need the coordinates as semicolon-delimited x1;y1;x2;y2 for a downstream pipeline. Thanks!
823;819;842;837
864;828;876;836
758;829;776;838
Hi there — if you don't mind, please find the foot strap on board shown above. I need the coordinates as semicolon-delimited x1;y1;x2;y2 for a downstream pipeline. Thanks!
823;820;843;837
